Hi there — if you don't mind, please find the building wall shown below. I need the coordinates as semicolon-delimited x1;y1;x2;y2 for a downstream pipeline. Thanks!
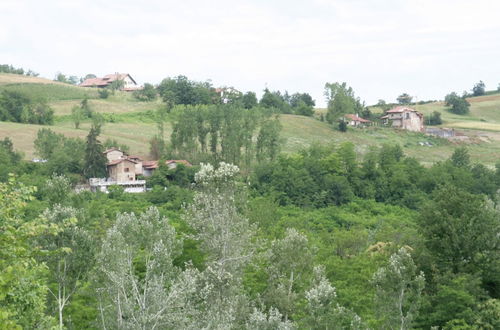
123;76;136;88
389;111;423;132
134;161;143;175
108;160;136;182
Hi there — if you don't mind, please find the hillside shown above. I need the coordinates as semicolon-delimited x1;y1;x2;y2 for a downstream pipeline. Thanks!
2;74;500;165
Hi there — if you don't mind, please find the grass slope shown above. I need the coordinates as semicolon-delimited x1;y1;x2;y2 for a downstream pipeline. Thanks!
2;77;500;165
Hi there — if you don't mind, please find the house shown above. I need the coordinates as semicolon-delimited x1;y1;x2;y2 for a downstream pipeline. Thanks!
215;87;241;104
142;160;159;177
79;73;138;91
103;147;125;162
381;106;424;132
107;158;138;182
343;114;372;127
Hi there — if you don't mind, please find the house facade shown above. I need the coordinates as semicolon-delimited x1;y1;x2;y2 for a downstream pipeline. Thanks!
107;158;138;182
80;73;138;90
381;106;424;132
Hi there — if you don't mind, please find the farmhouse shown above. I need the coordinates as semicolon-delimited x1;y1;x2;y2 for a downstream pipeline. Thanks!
381;106;424;132
91;148;192;192
79;73;138;90
343;114;372;127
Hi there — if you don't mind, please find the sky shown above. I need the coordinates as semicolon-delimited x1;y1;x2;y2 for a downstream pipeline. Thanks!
1;0;500;107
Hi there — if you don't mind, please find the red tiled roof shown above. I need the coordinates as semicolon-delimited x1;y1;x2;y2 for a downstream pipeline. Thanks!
165;160;192;167
103;73;136;85
80;73;137;87
107;158;138;166
80;77;108;87
344;114;371;123
142;160;158;169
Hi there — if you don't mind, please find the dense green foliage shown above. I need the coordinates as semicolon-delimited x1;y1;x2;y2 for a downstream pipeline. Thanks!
324;82;364;123
133;82;157;101
157;75;217;106
472;80;486;96
0;90;54;124
397;93;413;105
169;104;281;166
445;92;470;115
427;111;442;125
258;89;315;116
1;141;499;328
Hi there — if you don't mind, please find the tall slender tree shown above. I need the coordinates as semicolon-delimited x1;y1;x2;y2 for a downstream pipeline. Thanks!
83;124;107;178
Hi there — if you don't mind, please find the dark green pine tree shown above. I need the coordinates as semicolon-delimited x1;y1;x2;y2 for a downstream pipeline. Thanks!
84;124;107;178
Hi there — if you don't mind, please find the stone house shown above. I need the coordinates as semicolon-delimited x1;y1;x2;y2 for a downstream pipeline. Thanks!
107;158;138;182
380;106;424;132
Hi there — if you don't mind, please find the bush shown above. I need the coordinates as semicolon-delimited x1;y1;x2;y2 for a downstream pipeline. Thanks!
98;88;109;99
338;120;348;132
133;83;157;101
445;92;470;115
427;111;442;125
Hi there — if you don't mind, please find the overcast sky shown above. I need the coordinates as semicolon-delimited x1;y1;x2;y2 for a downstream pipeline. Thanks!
1;0;499;107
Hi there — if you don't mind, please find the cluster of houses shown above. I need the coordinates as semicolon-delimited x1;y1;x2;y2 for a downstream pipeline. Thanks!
343;106;425;132
89;147;191;193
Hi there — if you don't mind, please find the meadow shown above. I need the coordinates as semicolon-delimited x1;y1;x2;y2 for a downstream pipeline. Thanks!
2;73;500;165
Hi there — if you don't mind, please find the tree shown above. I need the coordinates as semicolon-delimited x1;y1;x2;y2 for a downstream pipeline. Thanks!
97;88;109;99
0;176;57;328
265;228;312;321
83;124;107;178
472;80;486;96
256;117;282;162
419;185;500;274
133;82;157;101
241;91;258;109
0;90;53;124
96;207;193;329
55;72;69;83
324;82;363;123
157;75;215;106
260;88;291;113
427;111;442;125
304;265;364;329
338;119;348;132
34;128;64;159
71;106;84;129
397;93;413;105
184;163;256;326
39;205;94;329
445;92;470;115
108;79;125;92
451;147;470;168
372;247;425;330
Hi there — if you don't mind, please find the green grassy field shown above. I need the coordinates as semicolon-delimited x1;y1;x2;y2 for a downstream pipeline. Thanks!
2;73;500;165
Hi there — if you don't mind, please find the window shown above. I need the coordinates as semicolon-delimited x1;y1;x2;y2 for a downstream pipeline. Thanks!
124;168;129;172
405;112;410;119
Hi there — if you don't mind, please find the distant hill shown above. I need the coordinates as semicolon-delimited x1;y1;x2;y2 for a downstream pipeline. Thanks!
1;75;500;165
